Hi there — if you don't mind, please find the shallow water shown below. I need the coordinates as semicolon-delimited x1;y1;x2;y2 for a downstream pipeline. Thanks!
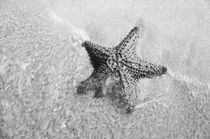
0;0;210;139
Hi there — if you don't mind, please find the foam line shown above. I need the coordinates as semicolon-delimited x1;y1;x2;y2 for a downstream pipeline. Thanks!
48;10;90;45
166;67;210;90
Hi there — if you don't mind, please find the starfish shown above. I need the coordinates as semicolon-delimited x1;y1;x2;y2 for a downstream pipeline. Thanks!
77;26;167;113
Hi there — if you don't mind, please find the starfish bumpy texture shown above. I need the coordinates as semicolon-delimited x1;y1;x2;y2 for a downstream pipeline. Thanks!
77;26;167;113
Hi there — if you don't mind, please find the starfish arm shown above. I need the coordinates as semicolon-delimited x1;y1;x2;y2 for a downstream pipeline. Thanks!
118;84;137;113
77;70;99;94
117;69;138;113
82;41;112;68
77;65;110;97
124;57;167;80
115;26;142;56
